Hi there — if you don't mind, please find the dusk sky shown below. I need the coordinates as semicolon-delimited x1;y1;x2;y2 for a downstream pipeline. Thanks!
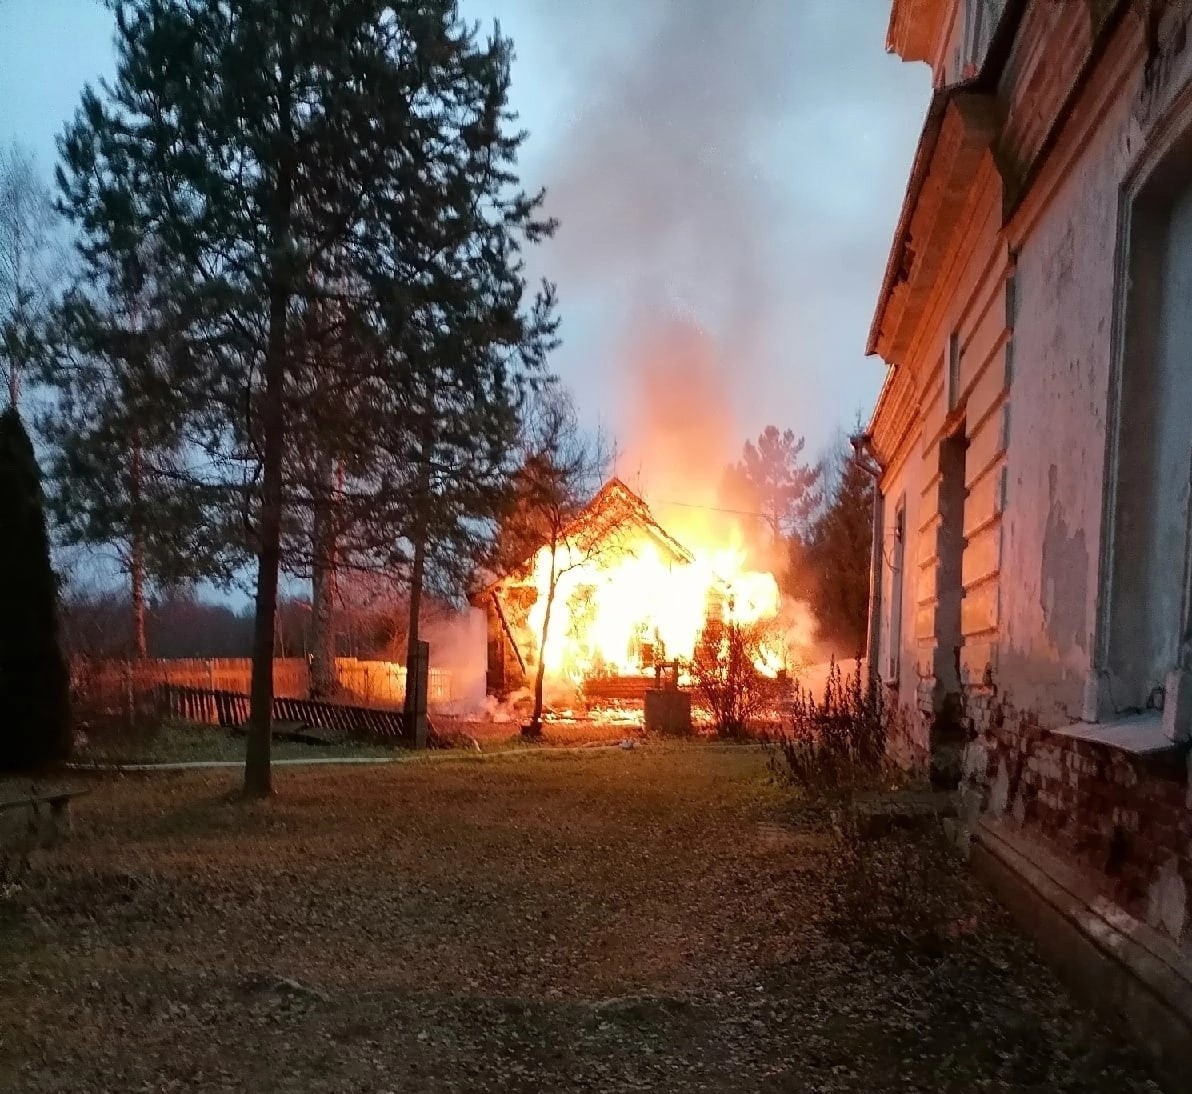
0;0;930;499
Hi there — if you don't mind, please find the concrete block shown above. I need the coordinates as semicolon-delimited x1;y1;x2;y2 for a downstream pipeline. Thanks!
643;688;692;736
1162;669;1192;745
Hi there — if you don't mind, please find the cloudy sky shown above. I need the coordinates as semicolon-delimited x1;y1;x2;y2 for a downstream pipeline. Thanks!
0;0;930;498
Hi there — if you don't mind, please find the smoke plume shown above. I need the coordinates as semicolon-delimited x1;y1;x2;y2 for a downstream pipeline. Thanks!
523;0;926;479
544;0;791;473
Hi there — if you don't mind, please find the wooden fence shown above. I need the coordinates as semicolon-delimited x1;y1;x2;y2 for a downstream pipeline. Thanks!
154;685;407;741
334;658;454;708
74;656;455;717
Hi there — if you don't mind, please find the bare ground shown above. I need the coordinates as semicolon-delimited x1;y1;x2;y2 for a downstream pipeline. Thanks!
0;744;1160;1092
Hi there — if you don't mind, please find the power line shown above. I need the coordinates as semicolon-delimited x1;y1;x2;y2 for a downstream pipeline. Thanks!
650;498;767;519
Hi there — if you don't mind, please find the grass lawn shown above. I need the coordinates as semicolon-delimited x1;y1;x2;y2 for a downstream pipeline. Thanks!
0;743;1160;1092
69;715;643;766
72;719;398;766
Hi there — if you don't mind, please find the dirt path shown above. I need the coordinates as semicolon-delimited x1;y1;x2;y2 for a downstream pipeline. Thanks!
0;745;1159;1092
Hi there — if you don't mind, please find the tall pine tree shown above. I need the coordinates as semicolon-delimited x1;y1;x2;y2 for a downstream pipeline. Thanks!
803;445;874;657
40;264;239;658
57;1;556;793
722;426;821;546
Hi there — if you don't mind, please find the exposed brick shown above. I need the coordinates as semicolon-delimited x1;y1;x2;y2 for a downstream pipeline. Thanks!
949;685;1191;930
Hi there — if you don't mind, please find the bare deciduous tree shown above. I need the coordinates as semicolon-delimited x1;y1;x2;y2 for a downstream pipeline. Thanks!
499;386;609;737
0;143;65;408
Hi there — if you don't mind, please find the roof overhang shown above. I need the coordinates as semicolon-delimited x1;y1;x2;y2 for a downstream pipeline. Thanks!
866;85;1001;365
886;0;948;64
868;0;1032;368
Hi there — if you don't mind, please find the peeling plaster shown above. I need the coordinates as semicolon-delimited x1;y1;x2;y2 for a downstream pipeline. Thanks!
1146;857;1187;942
1041;464;1089;655
989;758;1010;818
961;738;988;781
1044;223;1076;309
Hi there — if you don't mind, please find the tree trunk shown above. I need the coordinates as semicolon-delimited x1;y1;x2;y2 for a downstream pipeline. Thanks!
244;275;288;798
7;298;23;409
129;434;148;660
130;537;147;660
244;281;288;797
244;39;295;799
403;405;435;747
526;536;558;738
309;454;338;698
403;518;427;743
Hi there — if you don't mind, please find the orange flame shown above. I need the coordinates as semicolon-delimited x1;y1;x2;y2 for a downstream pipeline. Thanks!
525;521;789;687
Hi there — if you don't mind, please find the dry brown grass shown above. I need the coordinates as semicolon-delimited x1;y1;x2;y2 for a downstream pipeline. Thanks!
0;745;1160;1093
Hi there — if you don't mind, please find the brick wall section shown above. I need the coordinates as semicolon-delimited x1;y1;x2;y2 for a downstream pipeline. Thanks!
957;687;1192;941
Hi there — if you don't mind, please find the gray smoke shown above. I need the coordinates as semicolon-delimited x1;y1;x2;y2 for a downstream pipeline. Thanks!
506;0;928;470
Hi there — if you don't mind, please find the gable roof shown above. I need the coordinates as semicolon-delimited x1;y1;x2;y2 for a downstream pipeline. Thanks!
475;477;694;600
568;478;695;567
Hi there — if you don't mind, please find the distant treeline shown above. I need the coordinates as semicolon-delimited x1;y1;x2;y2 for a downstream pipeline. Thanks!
59;587;462;663
61;590;389;662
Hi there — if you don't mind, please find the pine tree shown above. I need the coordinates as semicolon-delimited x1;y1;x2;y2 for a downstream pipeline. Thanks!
40;273;238;658
347;22;558;742
722;426;821;546
56;0;557;791
0;408;71;770
805;451;874;657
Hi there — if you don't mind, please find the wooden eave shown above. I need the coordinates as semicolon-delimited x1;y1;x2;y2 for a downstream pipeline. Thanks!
867;88;1001;368
867;0;1029;368
886;0;948;64
869;364;921;473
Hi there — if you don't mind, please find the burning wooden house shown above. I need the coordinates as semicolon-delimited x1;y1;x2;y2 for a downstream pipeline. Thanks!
474;478;783;701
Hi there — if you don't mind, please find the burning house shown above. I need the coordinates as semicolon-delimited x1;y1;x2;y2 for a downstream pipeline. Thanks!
475;478;786;703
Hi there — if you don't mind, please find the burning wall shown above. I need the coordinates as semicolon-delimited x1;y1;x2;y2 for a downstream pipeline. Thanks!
480;478;805;701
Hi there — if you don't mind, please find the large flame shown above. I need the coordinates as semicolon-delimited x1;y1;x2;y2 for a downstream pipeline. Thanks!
524;518;789;689
515;325;816;695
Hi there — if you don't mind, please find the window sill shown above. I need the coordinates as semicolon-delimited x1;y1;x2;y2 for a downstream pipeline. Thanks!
1050;711;1173;756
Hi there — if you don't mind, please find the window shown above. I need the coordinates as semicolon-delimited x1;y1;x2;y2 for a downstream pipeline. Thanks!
887;501;906;682
947;332;961;411
1102;123;1192;717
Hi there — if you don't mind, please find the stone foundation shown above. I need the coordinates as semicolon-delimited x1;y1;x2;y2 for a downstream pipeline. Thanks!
936;685;1192;1089
955;695;1191;938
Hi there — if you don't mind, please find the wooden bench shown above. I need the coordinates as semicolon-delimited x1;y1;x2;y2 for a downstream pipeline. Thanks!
0;788;90;815
0;788;90;882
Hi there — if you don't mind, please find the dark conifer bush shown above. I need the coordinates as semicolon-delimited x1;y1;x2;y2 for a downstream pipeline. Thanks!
0;408;71;769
